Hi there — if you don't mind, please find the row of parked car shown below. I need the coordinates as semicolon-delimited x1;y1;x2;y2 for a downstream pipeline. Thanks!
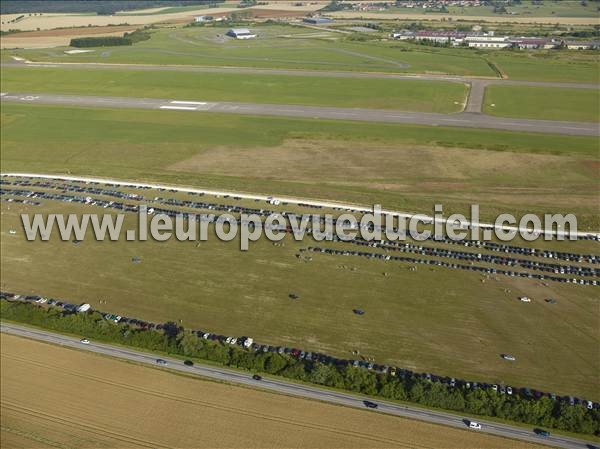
3;175;599;262
302;247;598;286
2;290;597;412
339;237;598;278
2;186;597;287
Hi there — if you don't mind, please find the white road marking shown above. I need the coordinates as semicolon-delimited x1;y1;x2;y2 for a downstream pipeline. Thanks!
159;105;197;111
170;100;207;105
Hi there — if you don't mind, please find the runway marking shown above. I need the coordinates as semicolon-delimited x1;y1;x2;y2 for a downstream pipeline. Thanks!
170;100;207;105
160;105;197;111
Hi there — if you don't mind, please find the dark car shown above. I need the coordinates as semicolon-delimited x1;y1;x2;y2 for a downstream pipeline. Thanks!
184;360;194;366
363;400;378;409
156;359;167;365
534;428;550;437
252;374;262;381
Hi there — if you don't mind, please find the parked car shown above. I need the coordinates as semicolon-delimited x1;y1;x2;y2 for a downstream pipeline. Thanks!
502;354;516;361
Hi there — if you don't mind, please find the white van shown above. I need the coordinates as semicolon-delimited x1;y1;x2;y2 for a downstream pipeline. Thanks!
469;421;482;430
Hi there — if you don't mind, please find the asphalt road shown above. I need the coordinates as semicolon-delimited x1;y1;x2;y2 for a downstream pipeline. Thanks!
1;91;598;136
1;322;596;449
4;172;598;238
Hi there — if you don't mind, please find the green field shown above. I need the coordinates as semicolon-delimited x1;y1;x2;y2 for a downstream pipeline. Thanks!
1;103;599;230
384;1;600;17
5;24;599;83
487;52;600;84
0;67;468;113
484;85;600;122
1;198;598;400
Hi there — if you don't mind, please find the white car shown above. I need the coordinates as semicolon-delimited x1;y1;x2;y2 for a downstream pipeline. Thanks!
502;354;516;361
80;338;90;345
519;296;531;303
507;386;513;395
469;421;482;430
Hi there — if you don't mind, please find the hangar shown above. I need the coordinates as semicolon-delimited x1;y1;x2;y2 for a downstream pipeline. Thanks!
227;28;257;40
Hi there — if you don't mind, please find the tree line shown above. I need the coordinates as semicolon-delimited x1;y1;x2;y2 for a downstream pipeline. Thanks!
1;299;598;437
70;29;151;48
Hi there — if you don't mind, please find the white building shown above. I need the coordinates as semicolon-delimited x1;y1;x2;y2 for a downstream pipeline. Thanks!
226;28;257;40
466;36;511;49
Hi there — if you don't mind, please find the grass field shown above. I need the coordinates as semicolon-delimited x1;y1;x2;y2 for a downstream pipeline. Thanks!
484;86;600;122
4;24;599;83
2;103;599;229
1;198;598;400
1;334;549;449
0;66;469;113
383;1;600;18
486;52;600;84
1;25;498;77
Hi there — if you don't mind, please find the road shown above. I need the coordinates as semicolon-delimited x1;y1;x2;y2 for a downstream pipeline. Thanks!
1;91;598;136
1;322;595;449
3;172;598;239
3;60;600;114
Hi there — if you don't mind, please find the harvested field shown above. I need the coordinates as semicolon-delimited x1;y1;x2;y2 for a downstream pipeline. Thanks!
328;11;600;25
0;334;547;449
0;7;239;32
1;26;139;49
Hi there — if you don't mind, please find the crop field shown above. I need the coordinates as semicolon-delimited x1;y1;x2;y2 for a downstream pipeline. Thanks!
484;86;600;122
1;184;598;401
0;6;241;32
329;11;600;25
0;66;469;113
0;25;140;49
2;103;599;229
1;334;549;449
382;1;600;18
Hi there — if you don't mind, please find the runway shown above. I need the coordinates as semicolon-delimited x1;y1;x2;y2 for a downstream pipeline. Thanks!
1;322;595;449
4;60;600;114
2;91;598;136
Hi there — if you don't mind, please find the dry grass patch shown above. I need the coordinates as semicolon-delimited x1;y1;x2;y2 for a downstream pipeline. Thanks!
1;334;548;449
167;139;596;209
